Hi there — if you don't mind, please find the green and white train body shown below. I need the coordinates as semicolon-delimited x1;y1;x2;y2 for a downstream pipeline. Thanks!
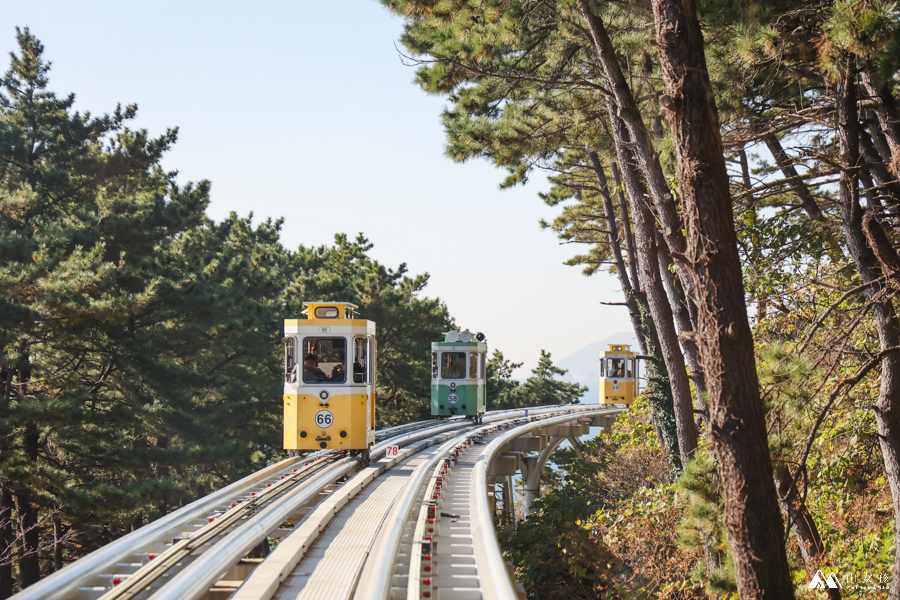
431;330;487;420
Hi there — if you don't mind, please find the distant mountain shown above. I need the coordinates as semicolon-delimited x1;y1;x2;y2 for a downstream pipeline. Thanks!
557;332;638;403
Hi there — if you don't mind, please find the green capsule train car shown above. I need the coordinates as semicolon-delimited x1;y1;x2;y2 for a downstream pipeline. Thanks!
431;330;487;422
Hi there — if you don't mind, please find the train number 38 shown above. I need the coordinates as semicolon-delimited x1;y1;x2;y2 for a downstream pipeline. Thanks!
315;410;334;428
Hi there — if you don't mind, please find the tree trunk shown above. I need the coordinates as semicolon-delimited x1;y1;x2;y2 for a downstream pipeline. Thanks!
859;116;900;206
605;105;697;468
586;150;648;354
773;466;839;600
859;69;900;167
15;421;40;588
836;69;900;600
762;132;844;258
656;234;709;422
0;485;12;599
762;133;827;221
52;517;63;572
650;0;795;596
610;163;640;291
577;0;703;342
630;172;698;468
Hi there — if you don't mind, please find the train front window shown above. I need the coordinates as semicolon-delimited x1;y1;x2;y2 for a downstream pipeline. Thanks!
606;358;626;378
284;337;298;383
469;353;478;379
302;337;347;384
441;352;466;379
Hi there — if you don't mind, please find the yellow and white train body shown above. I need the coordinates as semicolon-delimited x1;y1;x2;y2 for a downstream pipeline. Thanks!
282;302;376;458
600;344;638;405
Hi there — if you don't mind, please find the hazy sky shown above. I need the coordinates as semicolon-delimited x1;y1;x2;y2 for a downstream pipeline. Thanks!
1;1;632;376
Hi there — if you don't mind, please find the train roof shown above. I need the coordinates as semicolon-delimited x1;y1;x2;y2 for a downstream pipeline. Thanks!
603;344;633;353
300;301;360;320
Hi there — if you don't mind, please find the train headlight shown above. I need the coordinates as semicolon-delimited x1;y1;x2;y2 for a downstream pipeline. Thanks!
319;390;329;400
450;382;456;390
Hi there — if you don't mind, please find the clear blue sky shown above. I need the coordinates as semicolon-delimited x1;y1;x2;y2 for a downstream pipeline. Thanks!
1;1;631;377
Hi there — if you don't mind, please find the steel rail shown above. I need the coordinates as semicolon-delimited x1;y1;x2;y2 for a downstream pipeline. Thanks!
352;433;469;599
12;405;597;600
356;405;603;599
226;426;473;600
147;454;361;600
96;455;350;600
9;455;312;600
470;406;622;599
141;417;489;600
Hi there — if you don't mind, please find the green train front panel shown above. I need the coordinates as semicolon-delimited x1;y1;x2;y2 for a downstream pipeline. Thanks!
431;382;485;417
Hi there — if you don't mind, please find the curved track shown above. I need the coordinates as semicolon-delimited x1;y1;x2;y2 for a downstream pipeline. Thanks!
11;406;621;600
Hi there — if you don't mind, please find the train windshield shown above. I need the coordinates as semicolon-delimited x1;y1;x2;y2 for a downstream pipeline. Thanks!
303;337;347;384
441;352;467;379
605;358;633;378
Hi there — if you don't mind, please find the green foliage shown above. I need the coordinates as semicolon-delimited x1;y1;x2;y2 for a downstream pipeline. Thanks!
285;233;453;426
487;349;586;410
485;350;524;410
500;399;703;599
520;350;586;406
0;30;456;588
675;450;735;598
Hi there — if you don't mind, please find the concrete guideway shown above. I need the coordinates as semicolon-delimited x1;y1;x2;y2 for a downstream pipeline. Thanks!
357;406;622;600
10;406;621;600
8;419;462;600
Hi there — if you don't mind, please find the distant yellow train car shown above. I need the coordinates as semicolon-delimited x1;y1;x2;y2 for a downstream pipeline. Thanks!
282;302;376;462
600;344;637;405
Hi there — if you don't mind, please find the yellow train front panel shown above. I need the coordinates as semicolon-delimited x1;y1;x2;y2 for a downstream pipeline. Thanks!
283;391;375;451
602;380;636;404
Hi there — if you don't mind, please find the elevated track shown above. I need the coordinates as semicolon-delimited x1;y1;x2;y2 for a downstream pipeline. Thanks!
12;405;621;600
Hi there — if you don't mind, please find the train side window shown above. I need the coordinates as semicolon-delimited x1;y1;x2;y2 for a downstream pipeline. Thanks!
284;337;298;383
600;358;605;377
353;337;369;384
479;352;485;380
432;352;438;380
627;359;634;378
468;353;478;379
314;306;339;319
302;337;347;384
441;352;466;379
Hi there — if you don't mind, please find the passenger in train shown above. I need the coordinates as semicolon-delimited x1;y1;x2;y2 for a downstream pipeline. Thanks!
303;354;329;382
608;358;625;377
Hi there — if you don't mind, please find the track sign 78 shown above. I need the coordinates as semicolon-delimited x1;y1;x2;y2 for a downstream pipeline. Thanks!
386;445;400;458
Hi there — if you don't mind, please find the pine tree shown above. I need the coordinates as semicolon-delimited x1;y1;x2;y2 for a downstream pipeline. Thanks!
286;234;453;425
520;350;586;406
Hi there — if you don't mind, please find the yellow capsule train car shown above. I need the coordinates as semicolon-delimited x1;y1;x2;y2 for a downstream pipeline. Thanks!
600;344;638;405
283;302;376;463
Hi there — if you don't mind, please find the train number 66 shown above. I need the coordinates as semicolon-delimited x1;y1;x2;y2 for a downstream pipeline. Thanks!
315;410;334;428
